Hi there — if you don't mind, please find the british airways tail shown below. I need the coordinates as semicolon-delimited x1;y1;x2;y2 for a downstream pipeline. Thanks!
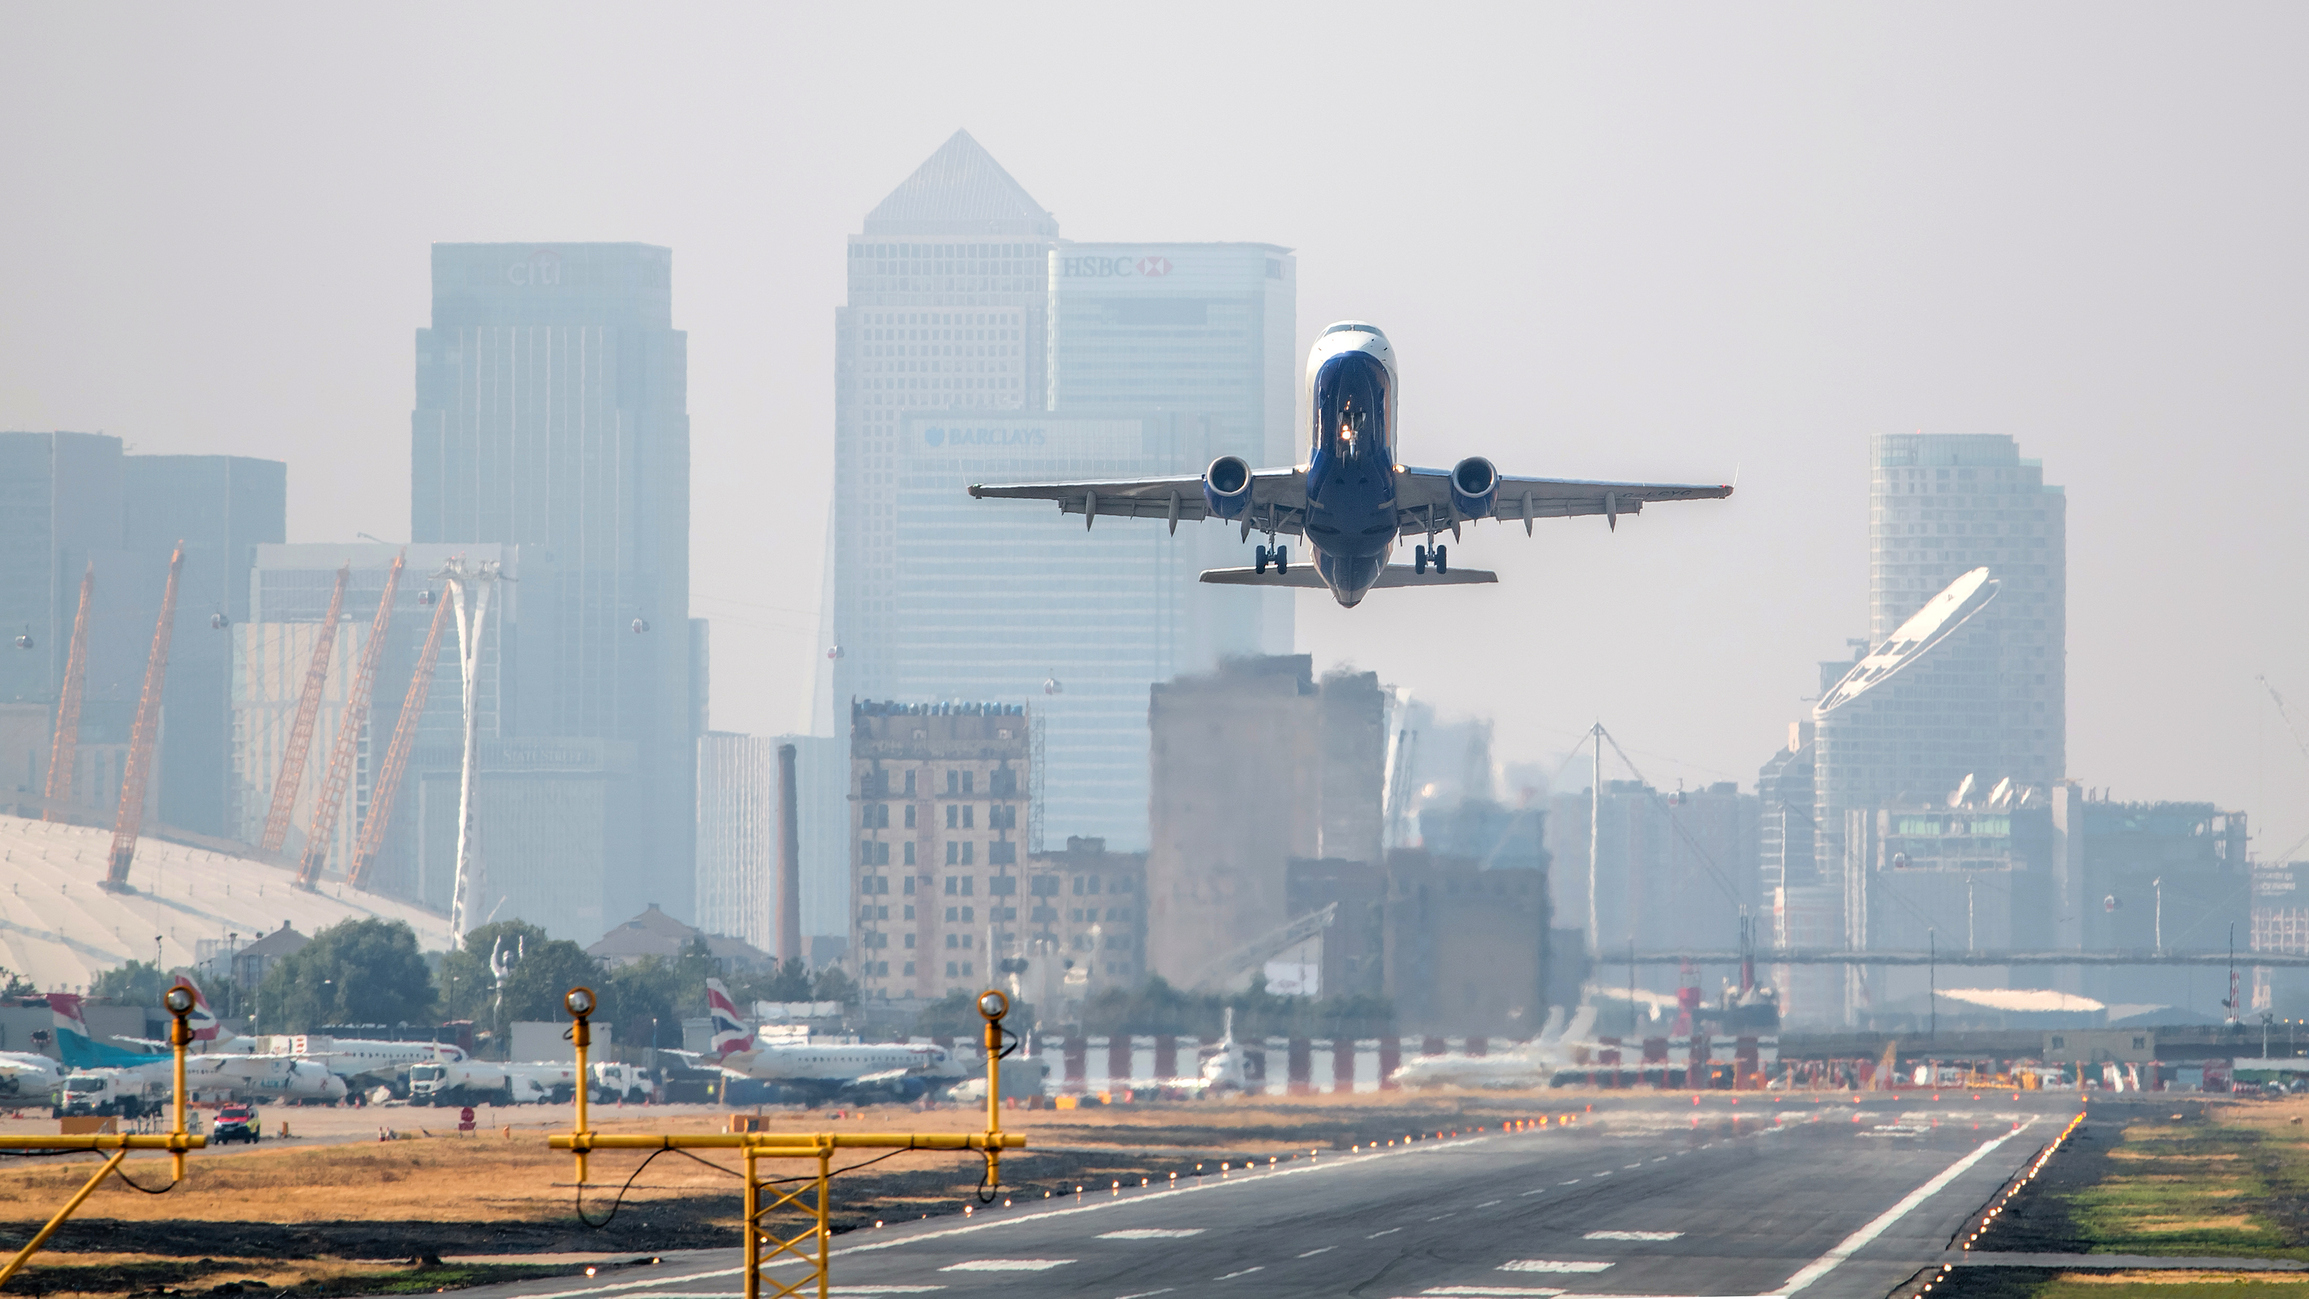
705;979;755;1060
171;976;222;1042
47;994;161;1069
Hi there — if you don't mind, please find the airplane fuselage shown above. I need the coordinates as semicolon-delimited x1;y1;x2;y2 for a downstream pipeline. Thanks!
1300;322;1401;607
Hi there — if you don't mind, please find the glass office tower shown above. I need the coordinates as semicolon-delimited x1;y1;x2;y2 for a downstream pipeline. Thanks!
828;134;1294;854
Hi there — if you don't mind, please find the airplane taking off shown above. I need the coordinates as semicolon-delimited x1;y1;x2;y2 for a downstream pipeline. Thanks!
969;322;1733;607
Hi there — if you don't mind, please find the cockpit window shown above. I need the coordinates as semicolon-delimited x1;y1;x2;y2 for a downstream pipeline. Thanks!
1314;351;1390;463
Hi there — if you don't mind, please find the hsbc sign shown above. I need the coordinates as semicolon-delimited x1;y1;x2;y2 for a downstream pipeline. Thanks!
1059;254;1172;279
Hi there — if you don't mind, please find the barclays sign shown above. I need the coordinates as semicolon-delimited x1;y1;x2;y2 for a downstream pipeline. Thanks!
923;426;1048;449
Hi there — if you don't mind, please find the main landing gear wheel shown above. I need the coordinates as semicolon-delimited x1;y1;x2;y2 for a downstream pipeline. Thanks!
1273;545;1289;575
1254;545;1271;574
1433;544;1448;574
1413;545;1429;574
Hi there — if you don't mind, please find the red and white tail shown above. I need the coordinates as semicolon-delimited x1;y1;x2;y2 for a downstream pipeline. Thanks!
46;993;88;1035
705;979;753;1060
171;975;221;1041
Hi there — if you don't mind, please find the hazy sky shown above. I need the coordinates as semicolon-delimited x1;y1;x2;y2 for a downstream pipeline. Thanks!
5;5;2304;853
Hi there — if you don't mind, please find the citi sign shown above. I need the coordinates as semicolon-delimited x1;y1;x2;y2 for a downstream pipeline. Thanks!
923;426;1048;448
1060;255;1172;278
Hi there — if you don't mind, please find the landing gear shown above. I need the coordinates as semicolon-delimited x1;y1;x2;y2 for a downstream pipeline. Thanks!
1433;544;1447;574
1254;545;1269;575
1255;544;1290;575
1413;545;1428;574
1273;545;1289;575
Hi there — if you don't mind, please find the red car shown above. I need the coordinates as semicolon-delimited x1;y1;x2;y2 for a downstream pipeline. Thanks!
212;1105;260;1144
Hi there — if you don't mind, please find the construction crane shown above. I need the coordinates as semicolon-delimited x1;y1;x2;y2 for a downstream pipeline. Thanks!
347;594;450;890
42;564;92;821
2258;676;2309;866
258;564;348;857
297;555;402;890
106;543;183;888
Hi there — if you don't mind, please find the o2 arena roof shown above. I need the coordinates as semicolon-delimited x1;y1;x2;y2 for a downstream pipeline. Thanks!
0;813;452;992
1814;567;2001;719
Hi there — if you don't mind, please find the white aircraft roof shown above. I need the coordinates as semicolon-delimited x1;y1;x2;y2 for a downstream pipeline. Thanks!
0;813;451;991
1814;567;2001;718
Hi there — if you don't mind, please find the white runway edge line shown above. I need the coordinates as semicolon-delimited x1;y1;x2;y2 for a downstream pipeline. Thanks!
1775;1126;2027;1297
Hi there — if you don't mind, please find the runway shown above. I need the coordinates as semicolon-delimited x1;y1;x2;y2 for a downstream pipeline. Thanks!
459;1092;2080;1299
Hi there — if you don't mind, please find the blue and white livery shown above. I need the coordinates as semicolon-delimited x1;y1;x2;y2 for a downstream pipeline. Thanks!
969;322;1734;607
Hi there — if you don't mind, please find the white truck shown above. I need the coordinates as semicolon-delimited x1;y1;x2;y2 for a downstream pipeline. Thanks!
410;1060;591;1106
58;1070;168;1119
590;1061;653;1103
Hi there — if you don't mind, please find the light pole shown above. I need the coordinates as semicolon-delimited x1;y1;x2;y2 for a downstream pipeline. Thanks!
2152;877;2163;952
1928;928;1937;1042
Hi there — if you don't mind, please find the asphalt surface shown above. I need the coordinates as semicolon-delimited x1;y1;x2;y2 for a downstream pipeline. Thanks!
449;1091;2081;1299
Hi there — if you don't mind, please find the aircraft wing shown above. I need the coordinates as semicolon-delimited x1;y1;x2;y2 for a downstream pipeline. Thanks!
1396;467;1733;536
968;468;1310;537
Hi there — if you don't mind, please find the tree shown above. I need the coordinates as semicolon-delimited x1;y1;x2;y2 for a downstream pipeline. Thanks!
436;920;600;1048
0;968;32;998
601;939;718;1049
91;961;169;1006
256;919;436;1034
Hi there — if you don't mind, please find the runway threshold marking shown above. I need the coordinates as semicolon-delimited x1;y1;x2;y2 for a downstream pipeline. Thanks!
1585;1231;1682;1241
1501;1261;1615;1273
939;1260;1074;1272
1099;1229;1203;1239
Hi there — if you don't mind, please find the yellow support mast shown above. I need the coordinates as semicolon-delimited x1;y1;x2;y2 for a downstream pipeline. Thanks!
553;987;1023;1299
0;985;205;1288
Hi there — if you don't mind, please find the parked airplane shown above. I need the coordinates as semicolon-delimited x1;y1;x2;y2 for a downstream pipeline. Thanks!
700;979;964;1101
153;978;464;1081
1387;1006;1600;1090
46;995;346;1105
0;1051;65;1107
969;322;1733;607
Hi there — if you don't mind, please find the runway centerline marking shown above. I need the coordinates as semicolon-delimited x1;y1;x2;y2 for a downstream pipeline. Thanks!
1585;1231;1683;1242
1114;1289;1174;1299
1298;1247;1336;1258
1099;1229;1204;1240
940;1260;1075;1272
1215;1266;1264;1280
1501;1261;1615;1274
1370;1227;1404;1238
1478;1199;1503;1207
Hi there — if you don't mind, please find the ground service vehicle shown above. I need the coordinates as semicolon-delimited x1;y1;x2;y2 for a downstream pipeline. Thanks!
211;1104;260;1143
58;1071;165;1118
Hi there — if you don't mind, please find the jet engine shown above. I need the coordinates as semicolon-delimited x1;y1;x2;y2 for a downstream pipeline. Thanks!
1203;455;1253;518
1449;456;1499;519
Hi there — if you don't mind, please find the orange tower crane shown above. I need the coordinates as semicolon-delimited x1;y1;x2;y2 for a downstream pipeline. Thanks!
298;555;403;889
106;543;183;887
42;564;93;821
347;594;449;890
258;564;348;856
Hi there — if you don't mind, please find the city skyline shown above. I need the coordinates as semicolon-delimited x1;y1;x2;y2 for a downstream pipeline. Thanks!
2;8;2303;866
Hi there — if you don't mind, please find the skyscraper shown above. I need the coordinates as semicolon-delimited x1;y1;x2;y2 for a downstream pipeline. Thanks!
1815;435;2066;842
412;243;697;934
0;433;281;834
827;133;1294;852
1789;433;2066;1023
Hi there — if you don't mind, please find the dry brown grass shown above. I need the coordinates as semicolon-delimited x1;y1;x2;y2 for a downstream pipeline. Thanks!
0;1089;1560;1227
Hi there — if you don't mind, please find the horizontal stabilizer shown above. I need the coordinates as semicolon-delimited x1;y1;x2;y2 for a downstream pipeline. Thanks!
1198;565;1498;588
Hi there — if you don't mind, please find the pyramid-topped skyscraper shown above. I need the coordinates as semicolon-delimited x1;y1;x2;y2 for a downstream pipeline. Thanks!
817;133;1297;1001
864;130;1059;238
